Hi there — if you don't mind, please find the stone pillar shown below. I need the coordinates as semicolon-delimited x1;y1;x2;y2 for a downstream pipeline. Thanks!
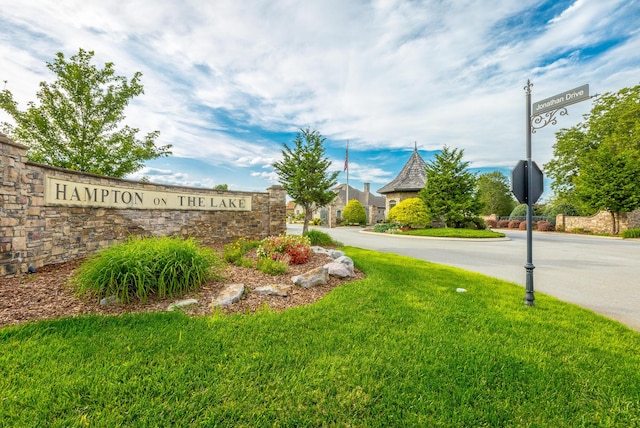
267;185;287;236
0;134;29;276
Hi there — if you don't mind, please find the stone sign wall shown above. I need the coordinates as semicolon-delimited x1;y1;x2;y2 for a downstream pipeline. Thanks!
1;134;286;277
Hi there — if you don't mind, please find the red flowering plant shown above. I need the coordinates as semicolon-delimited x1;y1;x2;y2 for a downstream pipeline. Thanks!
257;234;312;265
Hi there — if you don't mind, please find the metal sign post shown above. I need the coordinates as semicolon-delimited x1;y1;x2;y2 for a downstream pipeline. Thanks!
516;80;590;306
524;81;535;306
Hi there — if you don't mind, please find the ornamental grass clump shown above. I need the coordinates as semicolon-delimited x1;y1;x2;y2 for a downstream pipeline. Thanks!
256;255;289;275
71;236;223;303
303;229;341;246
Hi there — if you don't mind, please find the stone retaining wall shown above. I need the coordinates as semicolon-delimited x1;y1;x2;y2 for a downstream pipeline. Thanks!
556;209;640;234
1;134;286;277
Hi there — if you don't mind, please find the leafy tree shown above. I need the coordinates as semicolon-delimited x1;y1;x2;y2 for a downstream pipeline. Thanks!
0;48;171;178
387;197;431;228
342;199;367;225
545;84;640;220
273;128;339;234
476;171;516;216
419;146;481;228
214;184;228;190
574;144;640;234
543;199;579;226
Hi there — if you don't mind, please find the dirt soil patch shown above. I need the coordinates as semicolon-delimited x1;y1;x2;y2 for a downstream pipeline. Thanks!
0;247;363;328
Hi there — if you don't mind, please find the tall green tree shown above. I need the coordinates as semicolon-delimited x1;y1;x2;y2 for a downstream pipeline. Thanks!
476;171;516;216
419;146;481;228
545;84;640;220
574;143;640;234
0;48;171;178
273;128;339;234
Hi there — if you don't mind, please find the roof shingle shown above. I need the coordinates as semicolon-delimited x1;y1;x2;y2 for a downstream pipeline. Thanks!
376;149;426;194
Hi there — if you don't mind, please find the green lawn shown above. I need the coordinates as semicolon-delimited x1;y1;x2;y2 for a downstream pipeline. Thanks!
399;227;506;238
1;248;638;426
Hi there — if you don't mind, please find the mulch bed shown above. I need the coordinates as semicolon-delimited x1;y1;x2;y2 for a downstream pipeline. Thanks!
0;248;363;328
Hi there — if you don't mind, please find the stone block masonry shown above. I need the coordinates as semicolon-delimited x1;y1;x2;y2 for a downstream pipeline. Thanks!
0;134;286;277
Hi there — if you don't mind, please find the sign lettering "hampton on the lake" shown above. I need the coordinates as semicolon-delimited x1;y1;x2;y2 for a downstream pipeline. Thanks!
45;177;252;211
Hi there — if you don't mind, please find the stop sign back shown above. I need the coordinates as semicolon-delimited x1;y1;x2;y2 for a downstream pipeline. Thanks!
511;160;544;204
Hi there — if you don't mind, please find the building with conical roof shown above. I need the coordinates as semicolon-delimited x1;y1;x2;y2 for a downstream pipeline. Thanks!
377;145;426;213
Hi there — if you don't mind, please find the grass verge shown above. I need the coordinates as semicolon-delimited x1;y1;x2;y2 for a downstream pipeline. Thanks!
1;248;638;426
399;227;506;238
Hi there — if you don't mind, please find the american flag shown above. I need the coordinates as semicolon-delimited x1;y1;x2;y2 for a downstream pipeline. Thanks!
344;147;348;172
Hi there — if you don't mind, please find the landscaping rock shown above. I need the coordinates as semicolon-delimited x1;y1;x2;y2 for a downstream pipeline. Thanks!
212;283;245;307
292;266;329;288
311;246;331;255
100;295;119;306
167;298;198;311
334;255;354;270
254;284;292;297
324;262;353;278
328;249;346;259
323;255;355;277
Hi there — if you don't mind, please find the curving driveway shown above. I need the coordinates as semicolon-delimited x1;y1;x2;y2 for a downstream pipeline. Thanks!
288;224;640;331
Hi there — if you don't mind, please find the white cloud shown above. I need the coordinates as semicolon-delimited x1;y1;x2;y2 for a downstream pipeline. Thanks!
1;0;639;192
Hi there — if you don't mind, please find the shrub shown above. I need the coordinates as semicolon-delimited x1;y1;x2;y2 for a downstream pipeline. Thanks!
342;200;367;225
468;216;487;230
622;228;640;239
373;222;400;233
303;229;340;246
71;236;223;303
537;221;555;232
257;234;312;265
497;219;510;228
310;218;323;226
510;204;528;219
387;198;431;229
508;220;521;229
287;245;312;264
519;221;537;230
486;219;497;228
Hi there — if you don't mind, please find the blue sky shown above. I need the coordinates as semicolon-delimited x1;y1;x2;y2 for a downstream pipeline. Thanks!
1;0;639;199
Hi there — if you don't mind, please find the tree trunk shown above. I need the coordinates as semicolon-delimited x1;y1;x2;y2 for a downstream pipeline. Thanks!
610;211;618;235
302;208;313;235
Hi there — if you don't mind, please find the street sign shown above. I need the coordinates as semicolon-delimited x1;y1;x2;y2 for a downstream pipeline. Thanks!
511;160;544;204
532;84;589;116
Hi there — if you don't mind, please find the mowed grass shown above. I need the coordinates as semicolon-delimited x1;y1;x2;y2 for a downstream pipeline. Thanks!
1;248;639;427
399;227;506;238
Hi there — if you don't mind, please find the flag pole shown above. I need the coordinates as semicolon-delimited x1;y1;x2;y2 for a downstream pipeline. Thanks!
345;141;349;203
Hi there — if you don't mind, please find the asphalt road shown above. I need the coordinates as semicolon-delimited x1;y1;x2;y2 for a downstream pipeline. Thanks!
288;224;640;331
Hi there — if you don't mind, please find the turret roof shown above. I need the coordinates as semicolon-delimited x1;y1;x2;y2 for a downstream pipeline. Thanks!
376;149;426;194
